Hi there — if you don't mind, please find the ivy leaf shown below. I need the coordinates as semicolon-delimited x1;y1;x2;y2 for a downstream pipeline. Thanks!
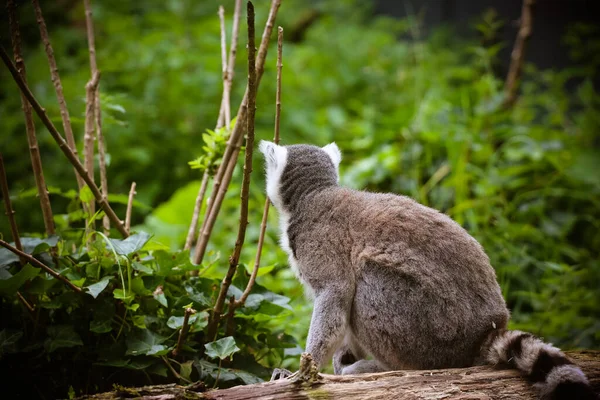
79;185;94;203
114;288;135;304
204;336;240;360
132;261;153;275
126;330;168;356
45;325;83;353
179;360;194;381
0;264;41;295
0;329;23;356
108;232;152;256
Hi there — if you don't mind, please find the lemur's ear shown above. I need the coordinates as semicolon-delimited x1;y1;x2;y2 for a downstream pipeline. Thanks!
322;142;342;168
259;140;285;168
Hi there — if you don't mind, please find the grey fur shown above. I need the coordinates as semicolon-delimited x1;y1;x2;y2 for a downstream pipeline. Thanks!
260;142;595;399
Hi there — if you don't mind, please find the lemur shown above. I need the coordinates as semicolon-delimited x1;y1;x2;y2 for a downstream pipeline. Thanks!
260;141;596;400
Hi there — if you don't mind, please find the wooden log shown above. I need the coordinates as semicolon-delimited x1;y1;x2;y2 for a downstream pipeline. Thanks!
78;351;600;399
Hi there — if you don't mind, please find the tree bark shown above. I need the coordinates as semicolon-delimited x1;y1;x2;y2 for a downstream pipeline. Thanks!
77;351;599;399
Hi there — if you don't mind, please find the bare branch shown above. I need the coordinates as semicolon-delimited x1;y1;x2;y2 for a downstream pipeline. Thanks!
206;0;258;341
16;291;35;313
7;0;55;236
84;71;100;227
235;26;284;308
503;0;535;108
193;0;282;265
96;93;110;233
161;356;192;384
125;182;137;234
184;172;209;251
0;239;83;293
0;45;129;237
31;0;84;191
172;307;196;357
217;0;243;130
0;152;23;256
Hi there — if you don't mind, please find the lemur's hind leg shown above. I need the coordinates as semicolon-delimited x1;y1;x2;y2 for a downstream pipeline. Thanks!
333;333;387;375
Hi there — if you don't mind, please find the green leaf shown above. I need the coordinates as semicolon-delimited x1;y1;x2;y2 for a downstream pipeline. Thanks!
166;313;198;330
0;264;41;295
80;185;94;203
179;360;194;381
126;330;168;356
204;336;240;360
45;325;83;353
113;288;135;304
132;261;153;275
154;292;168;307
0;329;23;356
108;231;152;256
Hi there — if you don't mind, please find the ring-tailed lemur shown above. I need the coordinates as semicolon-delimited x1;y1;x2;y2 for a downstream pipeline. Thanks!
260;141;596;400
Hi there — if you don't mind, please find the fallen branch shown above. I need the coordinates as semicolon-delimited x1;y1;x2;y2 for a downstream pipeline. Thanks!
31;0;84;191
7;0;55;236
0;239;82;293
75;351;600;399
205;1;258;342
193;0;282;265
0;45;129;238
503;0;535;108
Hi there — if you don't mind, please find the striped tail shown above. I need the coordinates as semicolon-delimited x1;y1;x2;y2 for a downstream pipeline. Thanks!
482;329;597;400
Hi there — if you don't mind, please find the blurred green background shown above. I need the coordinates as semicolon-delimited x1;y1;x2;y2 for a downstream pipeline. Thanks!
1;0;599;373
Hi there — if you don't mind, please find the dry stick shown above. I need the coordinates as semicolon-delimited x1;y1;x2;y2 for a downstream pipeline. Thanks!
1;153;33;311
125;182;137;234
184;172;209;251
84;71;100;227
184;1;240;252
503;0;535;108
161;356;192;384
84;0;110;233
205;1;257;342
31;0;84;191
0;239;82;293
0;153;23;256
217;5;228;129
193;0;282;265
235;26;284;308
7;0;55;236
218;0;243;130
172;307;196;357
0;46;129;238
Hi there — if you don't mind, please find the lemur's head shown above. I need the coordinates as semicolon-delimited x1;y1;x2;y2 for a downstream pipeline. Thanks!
259;142;342;210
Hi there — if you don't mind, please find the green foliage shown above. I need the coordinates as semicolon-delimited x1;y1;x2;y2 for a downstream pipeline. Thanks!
0;0;599;398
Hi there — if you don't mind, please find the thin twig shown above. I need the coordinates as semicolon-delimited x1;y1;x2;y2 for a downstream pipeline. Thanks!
187;0;243;256
0;45;129;238
235;26;283;308
184;172;209;251
218;5;228;128
503;0;535;108
0;239;82;293
1;153;35;312
84;71;100;227
125;182;137;234
173;307;196;357
7;0;55;236
84;0;110;233
17;292;35;313
193;0;282;265
31;0;84;191
206;1;257;342
161;356;192;384
0;153;23;256
225;295;236;337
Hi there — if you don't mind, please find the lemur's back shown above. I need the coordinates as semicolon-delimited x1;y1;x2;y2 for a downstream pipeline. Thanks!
292;187;509;369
